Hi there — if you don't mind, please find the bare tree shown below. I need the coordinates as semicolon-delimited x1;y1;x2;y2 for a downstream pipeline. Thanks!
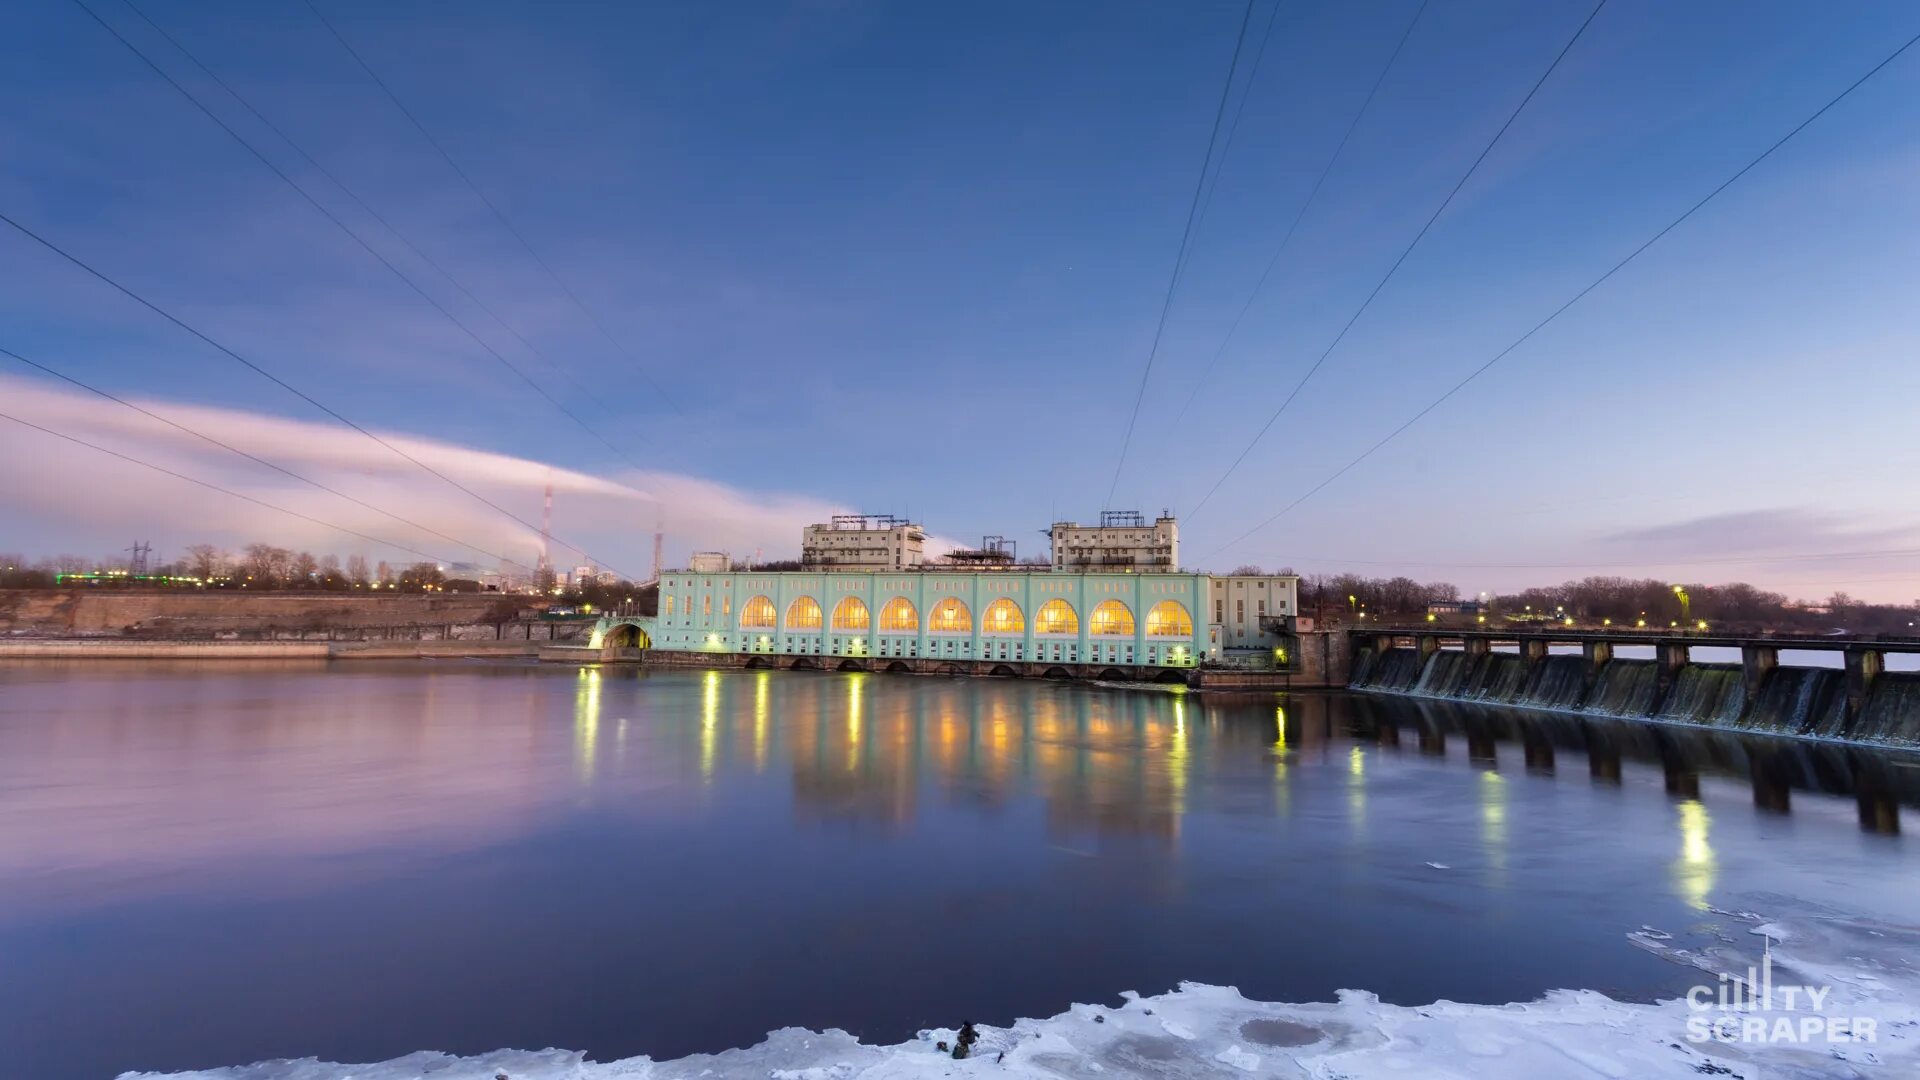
185;544;227;581
399;562;446;591
346;554;369;586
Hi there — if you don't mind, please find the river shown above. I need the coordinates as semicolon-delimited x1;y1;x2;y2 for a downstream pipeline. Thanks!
1;660;1914;1078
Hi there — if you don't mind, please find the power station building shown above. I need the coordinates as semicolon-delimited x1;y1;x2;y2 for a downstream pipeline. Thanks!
1047;510;1177;572
800;514;927;571
636;513;1296;674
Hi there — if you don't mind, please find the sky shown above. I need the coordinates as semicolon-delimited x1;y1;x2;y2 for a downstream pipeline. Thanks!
2;0;1917;600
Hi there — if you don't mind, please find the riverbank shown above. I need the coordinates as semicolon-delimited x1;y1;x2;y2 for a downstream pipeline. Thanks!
0;640;542;660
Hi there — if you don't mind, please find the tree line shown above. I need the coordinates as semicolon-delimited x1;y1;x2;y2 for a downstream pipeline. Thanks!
5;550;1908;631
1235;568;1916;634
4;544;466;594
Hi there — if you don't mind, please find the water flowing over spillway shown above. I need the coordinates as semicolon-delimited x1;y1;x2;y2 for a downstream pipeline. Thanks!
1351;647;1917;744
1855;671;1920;743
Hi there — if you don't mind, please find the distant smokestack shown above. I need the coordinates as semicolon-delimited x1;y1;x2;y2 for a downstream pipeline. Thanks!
539;470;554;576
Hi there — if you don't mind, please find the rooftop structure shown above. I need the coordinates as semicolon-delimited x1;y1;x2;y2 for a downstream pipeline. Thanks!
939;535;1019;570
688;552;731;573
801;514;926;571
1047;511;1178;573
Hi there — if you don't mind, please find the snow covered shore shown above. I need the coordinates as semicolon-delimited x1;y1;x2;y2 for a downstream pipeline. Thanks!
123;912;1917;1079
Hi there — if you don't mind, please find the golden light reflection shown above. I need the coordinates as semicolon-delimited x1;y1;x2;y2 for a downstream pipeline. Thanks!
1167;698;1189;823
846;673;865;773
701;670;720;782
1481;771;1508;881
1348;744;1366;832
754;670;770;771
573;667;602;784
1674;799;1716;911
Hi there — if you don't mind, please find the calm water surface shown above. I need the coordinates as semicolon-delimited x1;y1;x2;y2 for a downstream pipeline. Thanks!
1;660;1915;1079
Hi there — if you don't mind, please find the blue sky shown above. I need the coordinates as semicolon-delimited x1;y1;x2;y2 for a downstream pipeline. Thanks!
3;0;1917;599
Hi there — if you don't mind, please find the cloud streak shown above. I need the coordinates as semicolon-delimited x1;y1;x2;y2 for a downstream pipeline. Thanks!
0;373;846;574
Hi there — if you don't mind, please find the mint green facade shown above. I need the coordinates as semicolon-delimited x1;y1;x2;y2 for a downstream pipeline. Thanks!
649;570;1209;669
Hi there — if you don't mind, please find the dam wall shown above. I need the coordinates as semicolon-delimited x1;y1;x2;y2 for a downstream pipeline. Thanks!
1350;630;1919;746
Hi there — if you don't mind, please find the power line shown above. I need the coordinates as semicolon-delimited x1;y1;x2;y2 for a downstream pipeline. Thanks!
1208;25;1920;562
1179;0;1287;280
117;0;638;458
298;0;685;416
73;0;654;482
1104;0;1259;508
1186;0;1608;521
0;208;633;578
1172;0;1432;427
0;409;465;566
1;343;533;572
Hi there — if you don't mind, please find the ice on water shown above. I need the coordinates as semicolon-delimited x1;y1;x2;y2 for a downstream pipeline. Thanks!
122;911;1918;1080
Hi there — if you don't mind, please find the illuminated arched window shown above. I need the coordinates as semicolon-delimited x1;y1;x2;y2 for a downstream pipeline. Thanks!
740;595;776;629
1090;600;1134;635
664;595;675;617
878;597;918;632
785;596;822;629
1034;599;1078;635
982;598;1024;635
929;597;971;633
832;596;869;631
1145;600;1192;637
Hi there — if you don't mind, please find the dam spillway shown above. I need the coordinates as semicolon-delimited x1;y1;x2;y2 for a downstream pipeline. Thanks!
1348;628;1920;746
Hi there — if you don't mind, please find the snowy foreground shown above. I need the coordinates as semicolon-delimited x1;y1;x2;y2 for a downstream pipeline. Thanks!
126;912;1917;1080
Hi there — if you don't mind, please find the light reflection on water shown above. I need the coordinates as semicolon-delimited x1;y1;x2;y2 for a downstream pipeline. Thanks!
0;660;1913;1080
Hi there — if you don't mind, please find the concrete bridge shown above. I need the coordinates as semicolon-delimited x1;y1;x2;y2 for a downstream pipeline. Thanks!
1350;625;1920;730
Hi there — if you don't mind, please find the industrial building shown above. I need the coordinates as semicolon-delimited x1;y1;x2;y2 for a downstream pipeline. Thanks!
646;567;1296;671
1048;511;1178;572
612;513;1296;677
801;515;927;571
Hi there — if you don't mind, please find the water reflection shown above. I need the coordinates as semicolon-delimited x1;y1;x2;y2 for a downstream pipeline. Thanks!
575;667;602;785
1675;799;1717;911
701;669;720;782
1349;694;1915;834
1481;771;1508;884
753;670;771;771
3;663;1917;1080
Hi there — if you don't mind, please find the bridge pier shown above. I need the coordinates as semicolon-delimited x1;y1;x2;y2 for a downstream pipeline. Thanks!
1654;640;1690;710
1844;647;1884;732
1416;634;1440;667
1518;638;1548;665
1464;637;1490;659
1741;644;1778;703
1738;644;1778;727
1583;640;1612;695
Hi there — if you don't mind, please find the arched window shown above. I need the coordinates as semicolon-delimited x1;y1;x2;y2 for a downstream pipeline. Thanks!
1034;599;1079;635
878;597;918;632
832;596;870;631
786;596;822;629
1090;600;1134;635
1145;600;1192;637
929;597;971;633
664;595;675;617
740;595;776;628
982;598;1024;635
